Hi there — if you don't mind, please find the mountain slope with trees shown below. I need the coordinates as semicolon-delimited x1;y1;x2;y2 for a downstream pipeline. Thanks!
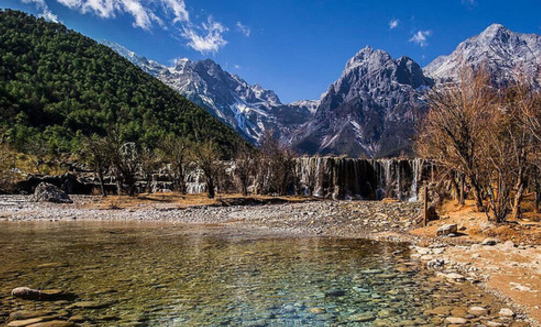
0;9;242;156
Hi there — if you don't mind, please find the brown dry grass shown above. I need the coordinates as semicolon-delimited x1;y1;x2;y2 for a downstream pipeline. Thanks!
410;199;541;245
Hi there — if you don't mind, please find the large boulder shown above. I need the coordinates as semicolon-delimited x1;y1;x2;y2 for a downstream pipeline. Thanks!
32;183;72;203
436;224;458;236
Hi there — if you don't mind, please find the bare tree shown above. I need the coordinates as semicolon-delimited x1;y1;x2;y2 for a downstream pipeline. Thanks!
140;147;160;194
159;135;190;194
104;133;141;196
500;82;539;220
233;142;256;196
255;130;296;195
80;135;109;196
416;67;496;212
191;139;221;199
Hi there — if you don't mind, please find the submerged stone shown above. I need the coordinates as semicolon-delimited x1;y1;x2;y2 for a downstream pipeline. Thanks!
348;313;376;322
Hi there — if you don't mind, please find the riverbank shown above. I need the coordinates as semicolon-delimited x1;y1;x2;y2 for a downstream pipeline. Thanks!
1;195;540;326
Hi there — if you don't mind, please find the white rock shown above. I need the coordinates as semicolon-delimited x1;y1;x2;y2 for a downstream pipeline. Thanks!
445;273;466;281
445;317;467;324
498;308;515;317
481;238;499;246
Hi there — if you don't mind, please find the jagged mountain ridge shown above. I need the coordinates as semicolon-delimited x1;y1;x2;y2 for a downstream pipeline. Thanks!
291;46;433;157
424;23;541;86
105;23;541;157
291;24;541;157
103;41;316;143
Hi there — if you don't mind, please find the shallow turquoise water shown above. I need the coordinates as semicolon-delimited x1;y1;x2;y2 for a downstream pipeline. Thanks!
0;222;504;326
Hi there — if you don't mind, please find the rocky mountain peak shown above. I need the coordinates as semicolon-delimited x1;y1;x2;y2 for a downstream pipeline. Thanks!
293;47;432;158
345;46;393;72
424;24;541;86
479;23;508;38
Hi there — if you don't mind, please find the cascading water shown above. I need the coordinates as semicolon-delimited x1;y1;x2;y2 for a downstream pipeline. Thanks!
408;158;422;202
177;156;428;201
396;162;401;200
294;157;428;201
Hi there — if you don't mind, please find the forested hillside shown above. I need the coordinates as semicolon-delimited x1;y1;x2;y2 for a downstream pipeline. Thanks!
0;9;242;155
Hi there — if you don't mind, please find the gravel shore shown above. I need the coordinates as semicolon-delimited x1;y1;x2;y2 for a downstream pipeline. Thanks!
1;194;539;326
0;195;423;241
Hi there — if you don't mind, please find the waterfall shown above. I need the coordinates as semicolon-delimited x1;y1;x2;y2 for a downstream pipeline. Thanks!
408;158;422;202
185;168;207;194
396;162;401;200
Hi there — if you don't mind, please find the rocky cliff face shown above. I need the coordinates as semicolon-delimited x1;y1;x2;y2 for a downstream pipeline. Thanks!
424;24;541;87
291;47;433;157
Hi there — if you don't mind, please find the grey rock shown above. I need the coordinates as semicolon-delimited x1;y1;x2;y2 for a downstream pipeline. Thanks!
425;24;541;89
32;183;72;204
436;224;457;236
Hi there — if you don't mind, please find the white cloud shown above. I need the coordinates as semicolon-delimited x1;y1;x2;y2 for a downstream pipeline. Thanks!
409;30;432;47
24;0;228;54
181;17;228;54
236;22;251;37
54;0;185;30
234;64;241;69
20;0;59;22
389;19;399;30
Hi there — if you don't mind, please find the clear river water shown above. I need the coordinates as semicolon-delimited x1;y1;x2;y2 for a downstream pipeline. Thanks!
0;222;508;326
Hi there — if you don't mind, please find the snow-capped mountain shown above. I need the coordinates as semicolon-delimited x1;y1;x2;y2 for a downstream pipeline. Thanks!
104;23;541;157
103;41;312;143
424;24;541;86
291;46;433;157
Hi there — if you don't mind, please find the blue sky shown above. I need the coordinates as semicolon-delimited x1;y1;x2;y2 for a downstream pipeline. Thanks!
3;0;541;103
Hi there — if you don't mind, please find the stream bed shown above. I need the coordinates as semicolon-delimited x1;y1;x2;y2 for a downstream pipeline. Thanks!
0;221;519;326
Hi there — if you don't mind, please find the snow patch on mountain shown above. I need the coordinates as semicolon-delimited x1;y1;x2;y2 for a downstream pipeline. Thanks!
424;23;541;86
103;41;314;143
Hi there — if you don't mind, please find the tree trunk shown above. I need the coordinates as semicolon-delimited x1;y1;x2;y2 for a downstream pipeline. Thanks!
177;166;186;195
511;171;525;220
535;176;540;214
115;174;122;195
146;175;152;194
458;174;465;206
241;180;248;197
207;177;215;199
450;172;460;204
534;190;541;213
468;177;485;213
98;169;106;197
